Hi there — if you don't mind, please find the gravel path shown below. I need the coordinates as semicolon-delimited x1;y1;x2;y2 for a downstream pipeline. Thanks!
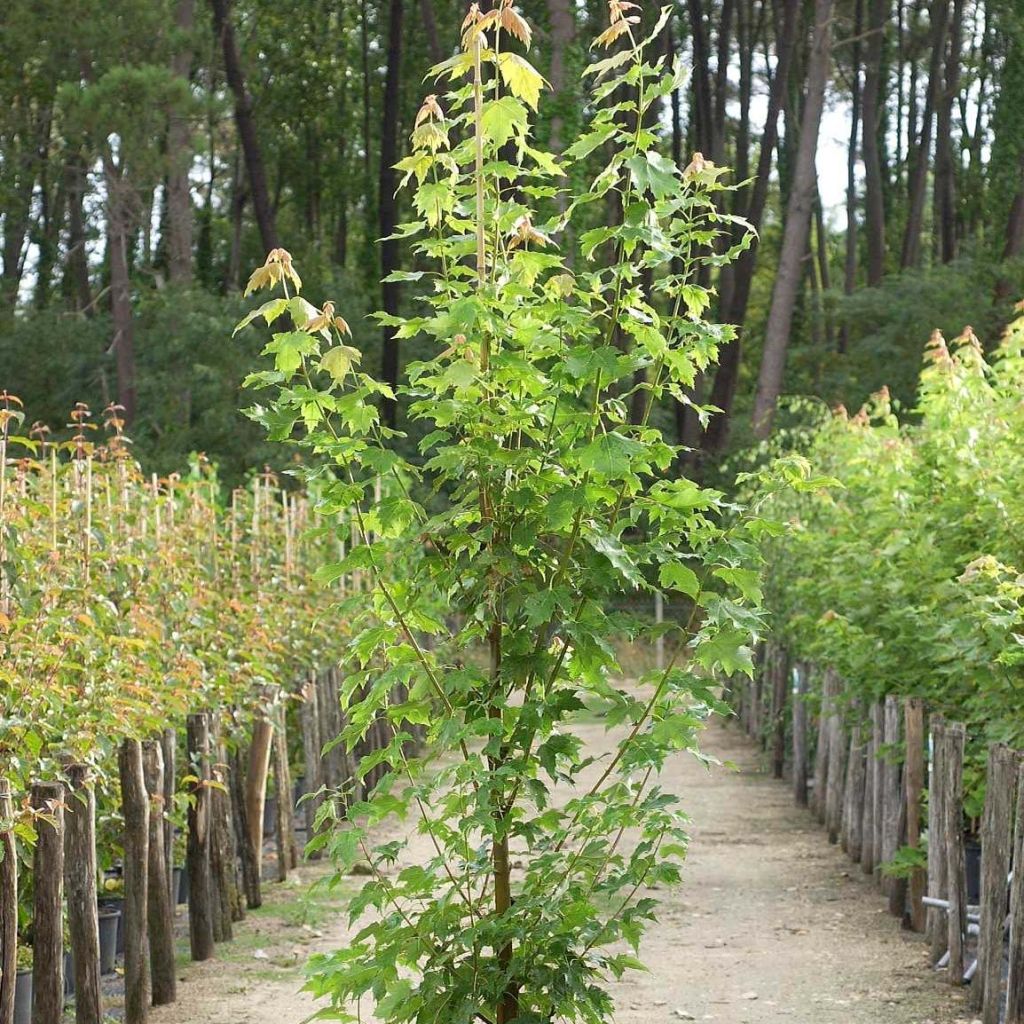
154;714;973;1024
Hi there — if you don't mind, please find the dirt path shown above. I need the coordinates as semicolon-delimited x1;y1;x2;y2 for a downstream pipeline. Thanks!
155;716;972;1024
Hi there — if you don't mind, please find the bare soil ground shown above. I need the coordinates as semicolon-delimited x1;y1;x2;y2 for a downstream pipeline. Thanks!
154;715;974;1024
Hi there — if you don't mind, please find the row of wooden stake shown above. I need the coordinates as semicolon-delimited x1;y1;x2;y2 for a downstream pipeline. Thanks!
734;645;1024;1024
0;666;401;1024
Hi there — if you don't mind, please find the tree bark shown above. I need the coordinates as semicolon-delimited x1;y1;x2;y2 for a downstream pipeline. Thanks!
142;741;175;1006
379;0;405;429
704;0;800;453
841;0;864;354
30;782;64;1024
752;0;835;438
420;0;443;65
862;0;889;285
0;781;18;1024
64;766;103;1024
901;0;950;268
167;0;196;284
210;0;278;253
933;0;963;263
103;162;138;426
119;740;151;1024
186;714;215;961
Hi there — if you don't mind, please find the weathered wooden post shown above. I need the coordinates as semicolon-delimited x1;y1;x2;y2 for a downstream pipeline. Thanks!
972;744;1017;1021
1006;760;1024;1023
870;702;885;883
927;716;949;962
811;667;831;822
841;723;866;860
0;781;18;1024
245;707;275;883
142;740;175;1006
186;713;215;961
881;695;903;905
903;699;927;931
824;671;846;844
272;703;298;881
300;670;325;855
64;765;102;1024
792;662;809;807
210;727;239;935
30;781;64;1024
944;722;967;985
159;728;176;910
771;646;790;780
119;739;151;1023
228;744;261;910
860;714;877;875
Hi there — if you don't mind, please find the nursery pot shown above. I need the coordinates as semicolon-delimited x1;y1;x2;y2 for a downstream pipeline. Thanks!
97;907;121;974
98;896;125;955
262;795;278;839
965;838;982;904
64;949;75;1000
14;969;32;1024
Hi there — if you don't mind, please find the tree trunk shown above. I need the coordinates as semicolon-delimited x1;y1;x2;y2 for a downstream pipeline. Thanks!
901;0;950;268
419;0;443;65
752;0;835;438
862;0;889;285
167;0;196;284
379;0;405;429
841;0;864;354
142;741;175;1006
933;0;963;263
210;0;278;253
30;783;64;1024
704;0;800;453
104;164;138;427
186;714;215;961
64;766;103;1024
63;153;94;315
0;781;17;1024
119;740;151;1024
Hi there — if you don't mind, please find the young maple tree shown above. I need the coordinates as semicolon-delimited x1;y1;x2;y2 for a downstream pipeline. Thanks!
238;3;795;1021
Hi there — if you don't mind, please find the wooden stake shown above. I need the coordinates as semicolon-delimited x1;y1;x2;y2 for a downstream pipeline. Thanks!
272;703;298;880
141;741;175;1006
245;712;274;881
903;699;927;931
209;726;238;937
300;671;325;857
63;765;102;1024
973;744;1017;1020
1006;760;1024;1023
0;781;18;1024
30;781;64;1024
186;714;215;961
944;722;967;985
119;740;151;1023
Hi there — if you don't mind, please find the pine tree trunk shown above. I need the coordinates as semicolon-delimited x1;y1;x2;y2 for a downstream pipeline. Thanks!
752;0;835;438
210;0;278;253
379;0;405;428
167;0;195;284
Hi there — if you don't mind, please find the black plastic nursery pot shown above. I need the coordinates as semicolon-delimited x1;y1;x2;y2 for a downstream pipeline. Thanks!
262;795;278;839
14;969;32;1024
64;950;75;1000
965;838;982;904
98;896;125;955
97;907;120;974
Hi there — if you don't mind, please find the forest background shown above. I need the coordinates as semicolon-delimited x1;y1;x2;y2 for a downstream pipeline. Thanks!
1;0;1021;482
